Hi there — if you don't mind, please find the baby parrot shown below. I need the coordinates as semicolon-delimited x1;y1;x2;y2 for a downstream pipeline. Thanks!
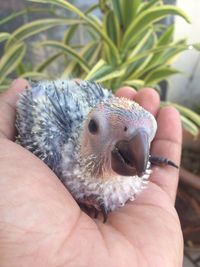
16;80;177;222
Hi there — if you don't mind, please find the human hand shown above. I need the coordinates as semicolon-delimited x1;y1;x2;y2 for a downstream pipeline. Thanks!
0;79;183;267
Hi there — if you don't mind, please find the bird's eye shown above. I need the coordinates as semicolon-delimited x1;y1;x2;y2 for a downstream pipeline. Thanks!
88;119;98;134
124;126;128;132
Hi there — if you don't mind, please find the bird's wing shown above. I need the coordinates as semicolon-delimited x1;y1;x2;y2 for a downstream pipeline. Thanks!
16;80;112;175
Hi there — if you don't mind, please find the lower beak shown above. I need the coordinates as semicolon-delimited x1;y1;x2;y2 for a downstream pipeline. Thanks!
111;130;149;177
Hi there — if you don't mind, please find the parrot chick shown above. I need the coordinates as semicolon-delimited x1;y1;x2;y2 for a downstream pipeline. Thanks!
16;80;177;222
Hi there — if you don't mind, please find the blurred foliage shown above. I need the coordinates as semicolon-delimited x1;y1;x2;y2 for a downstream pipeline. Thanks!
0;0;199;135
195;103;200;115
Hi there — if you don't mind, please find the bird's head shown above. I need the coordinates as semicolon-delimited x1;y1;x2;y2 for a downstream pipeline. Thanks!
80;97;157;179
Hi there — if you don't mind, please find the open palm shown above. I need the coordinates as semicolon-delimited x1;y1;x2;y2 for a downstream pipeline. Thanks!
0;79;183;267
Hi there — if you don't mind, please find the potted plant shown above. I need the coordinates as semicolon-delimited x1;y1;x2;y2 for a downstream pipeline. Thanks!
0;0;199;134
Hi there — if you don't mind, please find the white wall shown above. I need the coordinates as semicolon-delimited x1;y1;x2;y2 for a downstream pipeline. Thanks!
167;0;200;109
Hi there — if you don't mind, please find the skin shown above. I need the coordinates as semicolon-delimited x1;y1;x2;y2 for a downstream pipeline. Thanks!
0;78;183;267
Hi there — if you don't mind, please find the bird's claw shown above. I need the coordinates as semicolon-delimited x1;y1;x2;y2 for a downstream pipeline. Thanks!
99;201;108;223
79;197;108;223
149;155;178;169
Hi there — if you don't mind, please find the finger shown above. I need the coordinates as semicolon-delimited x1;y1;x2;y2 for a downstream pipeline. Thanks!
0;78;29;140
133;88;160;116
150;107;182;203
115;86;137;99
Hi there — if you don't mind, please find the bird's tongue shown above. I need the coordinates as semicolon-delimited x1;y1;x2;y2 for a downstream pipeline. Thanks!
111;130;149;177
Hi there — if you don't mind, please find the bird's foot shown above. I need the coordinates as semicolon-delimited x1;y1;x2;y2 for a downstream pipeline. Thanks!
98;200;108;223
149;155;178;169
79;196;109;223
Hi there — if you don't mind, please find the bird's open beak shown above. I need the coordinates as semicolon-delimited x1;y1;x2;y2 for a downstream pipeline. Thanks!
111;130;149;177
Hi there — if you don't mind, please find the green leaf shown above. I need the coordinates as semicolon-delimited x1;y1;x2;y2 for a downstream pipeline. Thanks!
124;30;153;78
145;26;175;67
157;25;174;46
85;59;108;80
63;24;79;44
162;102;200;127
0;10;27;26
29;0;120;63
161;102;200;136
61;42;100;77
0;84;10;92
0;42;26;84
81;42;101;64
102;10;121;64
129;46;184;80
6;18;81;49
87;28;99;41
85;59;125;82
121;0;141;28
192;43;200;51
122;5;190;49
99;0;109;13
20;71;48;79
16;62;27;76
180;115;199;137
85;3;99;15
111;0;123;26
143;42;186;76
138;0;162;13
88;43;102;65
128;29;153;59
144;66;180;85
103;10;120;48
126;31;156;79
95;68;125;83
61;61;77;78
0;33;10;43
124;79;144;89
122;31;157;81
161;46;184;65
124;43;188;67
40;40;90;73
35;52;62;72
131;55;155;80
87;14;102;27
29;0;87;17
0;79;11;92
0;7;56;26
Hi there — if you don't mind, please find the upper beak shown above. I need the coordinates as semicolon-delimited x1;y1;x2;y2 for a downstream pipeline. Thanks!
111;129;150;177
